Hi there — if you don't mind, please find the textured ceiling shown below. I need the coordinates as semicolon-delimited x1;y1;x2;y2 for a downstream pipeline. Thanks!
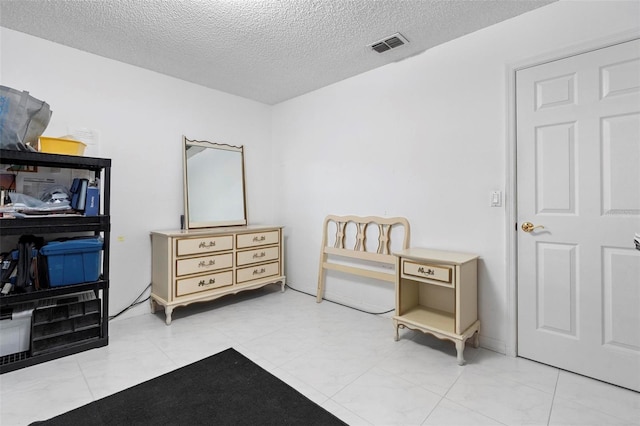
0;0;555;105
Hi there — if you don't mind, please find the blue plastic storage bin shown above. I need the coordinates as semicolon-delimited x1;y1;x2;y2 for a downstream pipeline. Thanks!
40;237;103;287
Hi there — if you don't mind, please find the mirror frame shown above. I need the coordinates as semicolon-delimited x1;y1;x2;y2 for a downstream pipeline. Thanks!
183;136;248;229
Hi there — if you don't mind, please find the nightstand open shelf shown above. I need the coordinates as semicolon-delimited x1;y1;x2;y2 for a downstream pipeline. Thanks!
399;306;456;335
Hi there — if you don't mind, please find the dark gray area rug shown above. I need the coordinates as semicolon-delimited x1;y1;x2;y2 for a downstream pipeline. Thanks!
31;348;346;425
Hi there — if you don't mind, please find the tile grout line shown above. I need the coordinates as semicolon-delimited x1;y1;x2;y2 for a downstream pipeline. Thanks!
552;372;640;425
77;357;98;402
437;363;510;426
546;370;560;425
419;395;445;425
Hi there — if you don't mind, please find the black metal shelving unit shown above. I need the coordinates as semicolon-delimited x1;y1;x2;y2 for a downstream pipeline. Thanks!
0;149;111;373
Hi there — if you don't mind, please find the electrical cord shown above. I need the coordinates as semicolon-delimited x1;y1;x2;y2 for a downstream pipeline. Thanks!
108;282;392;321
109;283;151;321
285;283;394;315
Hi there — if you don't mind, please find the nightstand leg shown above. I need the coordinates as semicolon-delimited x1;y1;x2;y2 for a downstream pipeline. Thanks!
150;299;157;314
455;340;466;365
165;306;173;325
393;320;400;342
472;331;480;348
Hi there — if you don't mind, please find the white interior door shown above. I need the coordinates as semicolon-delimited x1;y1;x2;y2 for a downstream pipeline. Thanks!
516;39;640;391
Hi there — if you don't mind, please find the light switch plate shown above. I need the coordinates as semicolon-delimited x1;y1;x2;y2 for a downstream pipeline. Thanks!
490;190;502;207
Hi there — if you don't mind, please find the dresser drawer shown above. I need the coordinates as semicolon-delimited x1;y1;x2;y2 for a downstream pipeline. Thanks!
402;260;454;287
236;246;280;266
176;270;233;297
236;230;279;249
236;261;280;283
176;253;233;277
176;235;233;256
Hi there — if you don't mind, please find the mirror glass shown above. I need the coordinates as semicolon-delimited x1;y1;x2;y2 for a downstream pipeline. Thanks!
183;137;247;228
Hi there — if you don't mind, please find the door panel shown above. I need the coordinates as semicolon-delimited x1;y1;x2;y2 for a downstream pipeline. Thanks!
602;113;640;214
535;122;576;214
601;58;640;98
517;39;640;391
536;242;577;336
603;247;640;351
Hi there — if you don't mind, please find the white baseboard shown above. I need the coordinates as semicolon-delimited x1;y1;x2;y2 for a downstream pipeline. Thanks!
479;334;507;355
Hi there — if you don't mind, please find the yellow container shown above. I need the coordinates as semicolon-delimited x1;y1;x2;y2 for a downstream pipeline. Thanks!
39;137;87;156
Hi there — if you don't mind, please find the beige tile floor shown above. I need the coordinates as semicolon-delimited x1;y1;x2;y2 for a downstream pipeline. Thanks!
1;286;639;425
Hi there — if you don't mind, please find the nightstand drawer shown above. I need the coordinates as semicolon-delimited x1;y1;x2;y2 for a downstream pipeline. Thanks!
176;270;233;297
176;235;233;256
236;230;279;249
402;260;454;287
176;253;233;277
236;246;280;266
236;261;280;283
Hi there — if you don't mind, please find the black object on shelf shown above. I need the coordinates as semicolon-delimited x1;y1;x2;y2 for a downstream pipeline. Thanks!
0;149;111;373
31;291;101;356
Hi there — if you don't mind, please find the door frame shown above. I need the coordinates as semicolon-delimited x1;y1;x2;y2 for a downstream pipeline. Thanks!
505;29;640;357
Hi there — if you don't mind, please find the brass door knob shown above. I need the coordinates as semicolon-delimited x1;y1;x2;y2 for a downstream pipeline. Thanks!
522;222;544;233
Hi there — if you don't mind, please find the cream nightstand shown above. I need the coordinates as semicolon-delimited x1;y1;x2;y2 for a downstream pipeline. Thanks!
393;248;480;365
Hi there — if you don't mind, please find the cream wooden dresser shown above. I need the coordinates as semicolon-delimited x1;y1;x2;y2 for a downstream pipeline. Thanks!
150;225;285;324
393;248;479;365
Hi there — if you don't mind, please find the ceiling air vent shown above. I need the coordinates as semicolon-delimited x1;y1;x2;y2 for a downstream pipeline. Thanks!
369;33;409;53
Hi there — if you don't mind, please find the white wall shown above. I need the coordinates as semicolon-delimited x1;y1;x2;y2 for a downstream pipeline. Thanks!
0;28;274;319
1;0;638;350
271;0;640;352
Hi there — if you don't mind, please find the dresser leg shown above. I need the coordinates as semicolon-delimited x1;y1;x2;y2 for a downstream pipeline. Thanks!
150;299;157;314
455;340;466;365
165;306;173;325
393;320;400;342
472;331;480;348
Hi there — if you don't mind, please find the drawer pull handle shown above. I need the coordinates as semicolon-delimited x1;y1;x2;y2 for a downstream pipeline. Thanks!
253;251;266;259
198;278;216;286
198;260;216;268
417;266;435;277
198;241;216;248
253;267;266;275
253;235;266;242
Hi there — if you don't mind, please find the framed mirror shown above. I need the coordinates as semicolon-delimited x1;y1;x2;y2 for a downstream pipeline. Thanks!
183;136;247;228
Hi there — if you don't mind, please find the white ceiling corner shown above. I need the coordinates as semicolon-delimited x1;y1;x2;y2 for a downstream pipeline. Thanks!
0;0;556;105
